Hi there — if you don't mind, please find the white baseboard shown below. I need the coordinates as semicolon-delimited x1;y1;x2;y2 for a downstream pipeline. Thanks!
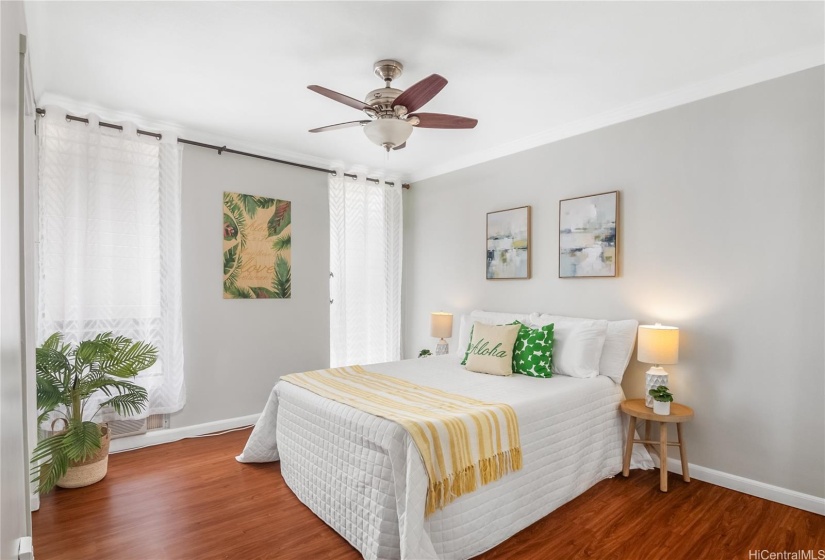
649;454;825;516
109;414;259;454
107;414;824;517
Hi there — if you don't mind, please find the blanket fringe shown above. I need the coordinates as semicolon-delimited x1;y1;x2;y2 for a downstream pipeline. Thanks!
425;447;523;517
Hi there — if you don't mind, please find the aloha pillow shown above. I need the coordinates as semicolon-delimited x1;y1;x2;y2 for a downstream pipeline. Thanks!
512;321;554;378
463;322;520;376
456;310;531;356
460;321;506;365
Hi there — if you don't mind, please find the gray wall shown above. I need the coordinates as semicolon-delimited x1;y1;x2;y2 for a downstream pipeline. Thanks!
403;67;825;498
170;147;330;428
1;1;31;557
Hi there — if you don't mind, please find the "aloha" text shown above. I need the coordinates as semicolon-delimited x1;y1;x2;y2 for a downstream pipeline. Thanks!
469;339;508;358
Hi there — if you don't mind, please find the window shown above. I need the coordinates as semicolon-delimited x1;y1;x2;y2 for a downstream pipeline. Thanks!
37;108;185;420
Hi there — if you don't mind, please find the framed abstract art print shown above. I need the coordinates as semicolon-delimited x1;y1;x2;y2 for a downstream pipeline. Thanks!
559;191;618;278
486;206;531;280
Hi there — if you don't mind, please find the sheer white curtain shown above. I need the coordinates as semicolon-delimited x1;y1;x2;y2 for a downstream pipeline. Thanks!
329;172;403;367
37;106;185;420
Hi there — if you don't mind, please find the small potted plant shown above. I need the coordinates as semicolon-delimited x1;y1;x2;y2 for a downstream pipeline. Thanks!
418;349;432;358
649;386;674;415
32;332;157;492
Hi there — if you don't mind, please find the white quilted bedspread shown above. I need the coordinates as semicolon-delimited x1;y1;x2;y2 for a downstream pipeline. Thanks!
238;355;653;560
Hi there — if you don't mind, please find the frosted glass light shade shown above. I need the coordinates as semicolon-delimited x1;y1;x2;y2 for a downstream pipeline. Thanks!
638;324;679;365
364;119;413;150
430;312;453;339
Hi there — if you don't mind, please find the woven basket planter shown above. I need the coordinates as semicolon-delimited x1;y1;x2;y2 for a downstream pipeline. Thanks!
55;423;111;489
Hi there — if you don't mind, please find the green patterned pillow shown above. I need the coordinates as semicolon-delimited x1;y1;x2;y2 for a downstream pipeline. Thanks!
512;321;554;378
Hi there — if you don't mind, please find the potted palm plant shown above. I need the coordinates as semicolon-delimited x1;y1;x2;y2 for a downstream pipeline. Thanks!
32;332;157;492
649;385;674;415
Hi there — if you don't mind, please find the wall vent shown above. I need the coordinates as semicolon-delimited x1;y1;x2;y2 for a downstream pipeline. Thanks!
109;414;169;439
146;413;168;431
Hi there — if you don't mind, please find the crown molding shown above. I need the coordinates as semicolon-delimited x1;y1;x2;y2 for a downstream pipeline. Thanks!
39;44;823;187
409;46;825;184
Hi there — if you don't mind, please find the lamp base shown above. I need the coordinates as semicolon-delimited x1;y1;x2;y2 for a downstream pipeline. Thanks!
645;366;669;408
435;338;449;356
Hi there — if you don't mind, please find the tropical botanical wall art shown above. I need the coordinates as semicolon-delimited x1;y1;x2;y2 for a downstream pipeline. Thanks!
486;206;531;279
559;191;618;278
223;192;292;298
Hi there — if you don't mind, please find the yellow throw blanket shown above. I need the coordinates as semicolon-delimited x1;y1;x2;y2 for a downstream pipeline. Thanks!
281;366;522;516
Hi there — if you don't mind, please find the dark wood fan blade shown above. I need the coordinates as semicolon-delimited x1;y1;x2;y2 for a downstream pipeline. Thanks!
410;113;478;129
308;85;371;112
392;142;406;150
309;121;371;133
392;74;448;113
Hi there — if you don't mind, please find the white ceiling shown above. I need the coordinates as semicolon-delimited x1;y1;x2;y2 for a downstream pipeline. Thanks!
26;1;824;182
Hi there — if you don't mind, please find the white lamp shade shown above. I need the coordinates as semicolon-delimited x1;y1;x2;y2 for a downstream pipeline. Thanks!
430;312;453;339
637;324;679;365
364;119;413;149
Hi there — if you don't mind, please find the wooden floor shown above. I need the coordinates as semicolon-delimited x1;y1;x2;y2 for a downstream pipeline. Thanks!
33;428;824;560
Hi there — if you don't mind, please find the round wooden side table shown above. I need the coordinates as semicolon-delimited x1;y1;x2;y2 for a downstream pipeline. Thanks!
620;398;694;492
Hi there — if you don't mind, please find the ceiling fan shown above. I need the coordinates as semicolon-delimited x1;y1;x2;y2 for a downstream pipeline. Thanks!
308;59;478;152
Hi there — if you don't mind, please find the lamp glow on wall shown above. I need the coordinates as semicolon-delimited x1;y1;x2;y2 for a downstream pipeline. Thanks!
430;312;453;355
638;323;679;408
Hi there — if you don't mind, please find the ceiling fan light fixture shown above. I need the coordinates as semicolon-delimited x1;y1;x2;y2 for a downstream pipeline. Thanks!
307;59;477;150
363;119;413;152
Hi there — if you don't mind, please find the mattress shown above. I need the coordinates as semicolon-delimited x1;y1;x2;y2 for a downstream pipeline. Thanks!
238;354;653;560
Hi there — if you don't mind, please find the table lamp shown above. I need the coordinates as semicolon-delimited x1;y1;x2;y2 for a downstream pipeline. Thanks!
638;323;679;407
431;312;453;355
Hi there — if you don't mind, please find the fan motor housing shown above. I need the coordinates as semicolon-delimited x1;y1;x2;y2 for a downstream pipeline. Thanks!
365;87;402;114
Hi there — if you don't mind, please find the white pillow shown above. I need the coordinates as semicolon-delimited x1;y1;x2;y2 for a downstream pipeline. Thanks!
599;319;639;383
470;309;531;325
455;310;531;356
530;313;637;382
456;314;473;356
529;314;608;378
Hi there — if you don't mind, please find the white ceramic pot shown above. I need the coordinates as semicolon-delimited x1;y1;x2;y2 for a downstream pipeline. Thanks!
653;400;671;416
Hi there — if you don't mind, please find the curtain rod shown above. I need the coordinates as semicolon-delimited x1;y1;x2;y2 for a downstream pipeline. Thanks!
35;108;410;189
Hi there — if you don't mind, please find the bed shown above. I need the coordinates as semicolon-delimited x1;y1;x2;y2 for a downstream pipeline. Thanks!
238;311;654;560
